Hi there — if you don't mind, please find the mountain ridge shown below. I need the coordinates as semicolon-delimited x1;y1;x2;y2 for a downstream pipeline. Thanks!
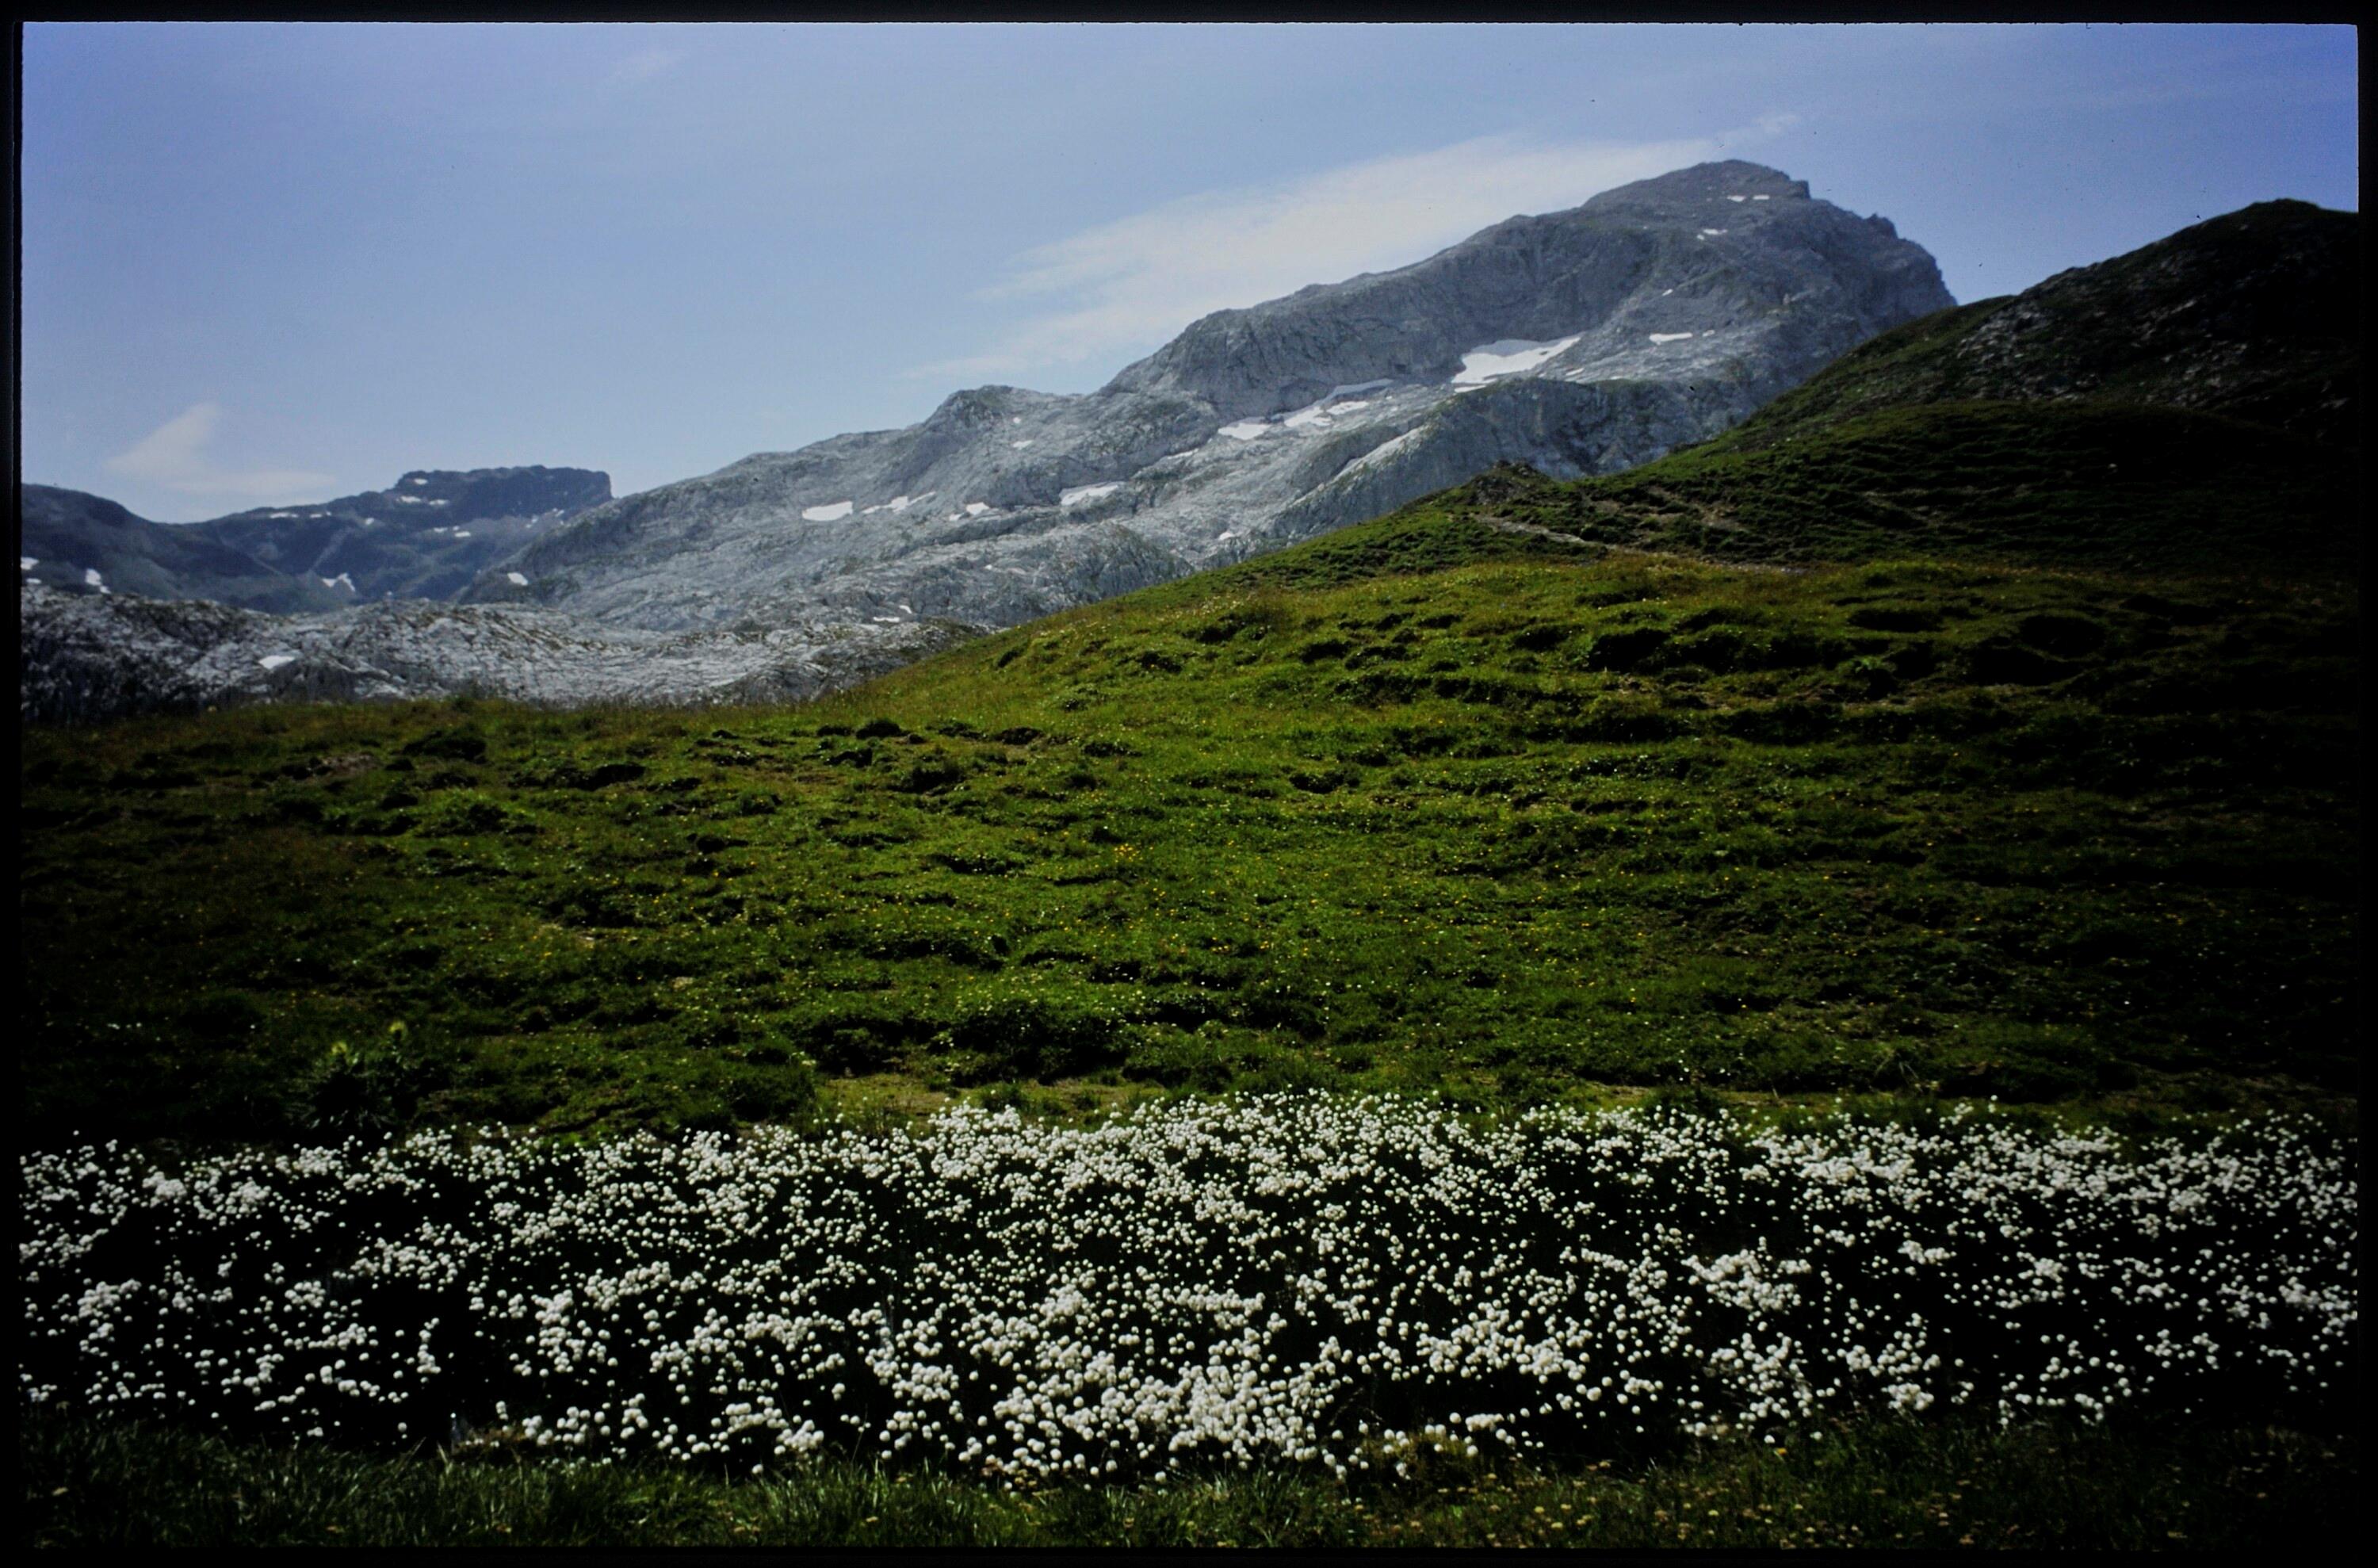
18;465;612;611
1711;197;2358;453
32;174;2352;725
20;485;346;614
461;160;1952;634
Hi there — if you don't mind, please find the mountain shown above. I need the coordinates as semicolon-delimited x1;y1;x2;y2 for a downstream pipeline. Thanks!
191;466;614;602
19;487;346;614
461;162;1952;634
21;161;1956;724
44;184;2355;729
19;189;2362;1134
17;466;612;613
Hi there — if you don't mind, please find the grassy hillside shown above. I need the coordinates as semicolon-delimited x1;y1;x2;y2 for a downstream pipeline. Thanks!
16;202;2363;1550
1463;400;2356;576
1467;197;2360;579
23;498;2357;1143
1703;199;2358;451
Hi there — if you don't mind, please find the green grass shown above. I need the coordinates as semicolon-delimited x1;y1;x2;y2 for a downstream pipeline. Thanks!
21;1405;2353;1550
21;502;2358;1142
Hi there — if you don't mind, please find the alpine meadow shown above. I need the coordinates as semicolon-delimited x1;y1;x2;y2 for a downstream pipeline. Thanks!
17;25;2361;1551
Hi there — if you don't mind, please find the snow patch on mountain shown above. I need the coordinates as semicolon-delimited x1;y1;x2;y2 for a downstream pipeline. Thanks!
1452;337;1583;385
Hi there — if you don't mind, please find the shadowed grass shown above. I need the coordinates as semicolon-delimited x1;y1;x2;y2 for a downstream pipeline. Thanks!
21;1405;2353;1550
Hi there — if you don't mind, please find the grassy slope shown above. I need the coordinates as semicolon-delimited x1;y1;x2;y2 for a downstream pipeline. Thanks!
1535;400;2357;575
22;497;2358;1142
1702;198;2359;452
1508;197;2361;577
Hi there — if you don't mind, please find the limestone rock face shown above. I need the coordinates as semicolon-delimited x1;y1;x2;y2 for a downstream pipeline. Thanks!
467;161;1951;636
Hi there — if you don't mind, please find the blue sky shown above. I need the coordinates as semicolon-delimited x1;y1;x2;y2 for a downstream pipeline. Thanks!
21;21;2358;518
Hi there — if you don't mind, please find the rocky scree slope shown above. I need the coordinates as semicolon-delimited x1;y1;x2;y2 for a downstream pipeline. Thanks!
18;582;972;726
466;162;1949;635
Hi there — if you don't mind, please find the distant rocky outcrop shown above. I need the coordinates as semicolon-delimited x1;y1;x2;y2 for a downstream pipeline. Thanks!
18;486;346;614
17;466;613;613
185;465;614;602
465;162;1952;636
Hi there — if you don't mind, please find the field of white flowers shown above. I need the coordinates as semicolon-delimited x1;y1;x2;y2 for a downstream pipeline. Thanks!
20;1100;2356;1484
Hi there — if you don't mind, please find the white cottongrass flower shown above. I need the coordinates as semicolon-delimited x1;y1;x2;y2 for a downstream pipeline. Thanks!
17;1100;2354;1480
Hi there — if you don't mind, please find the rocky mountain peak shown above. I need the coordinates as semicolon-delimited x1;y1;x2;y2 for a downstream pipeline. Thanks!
1579;159;1811;212
1099;160;1948;424
370;466;612;525
925;387;1045;432
453;163;1952;644
25;162;1973;718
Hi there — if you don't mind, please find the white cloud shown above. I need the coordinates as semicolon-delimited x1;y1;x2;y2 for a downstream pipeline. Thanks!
105;403;334;503
917;120;1798;382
